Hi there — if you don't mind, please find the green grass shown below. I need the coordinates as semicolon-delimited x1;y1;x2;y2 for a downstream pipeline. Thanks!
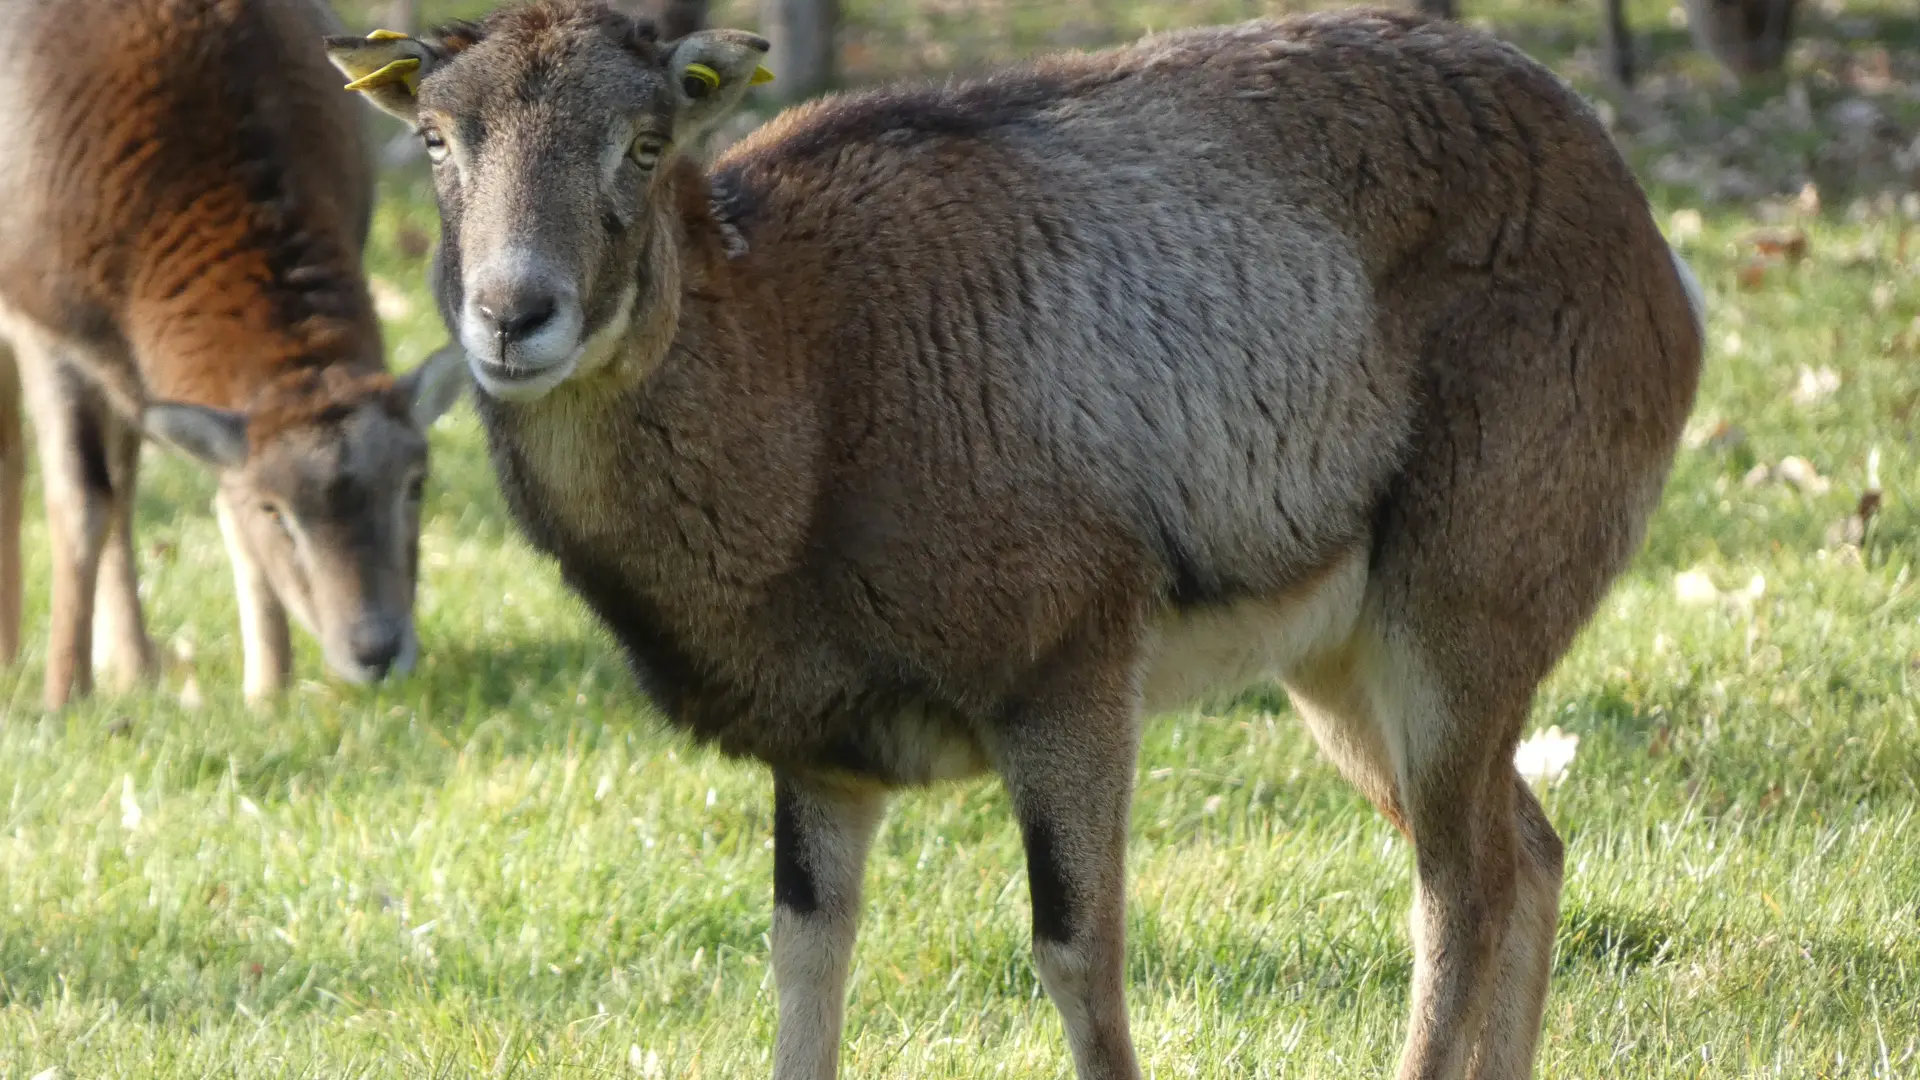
5;0;1920;1076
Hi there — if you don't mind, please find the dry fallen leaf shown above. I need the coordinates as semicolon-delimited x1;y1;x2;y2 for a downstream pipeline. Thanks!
119;775;143;832
1790;365;1841;407
1726;573;1768;614
1774;456;1832;495
1860;491;1883;529
1675;569;1721;606
1684;417;1747;452
1669;207;1704;244
1737;257;1771;291
369;276;413;322
1514;726;1579;787
1826;447;1884;550
1749;227;1809;263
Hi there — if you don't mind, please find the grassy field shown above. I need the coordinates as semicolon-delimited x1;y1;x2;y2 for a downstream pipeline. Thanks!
5;0;1920;1076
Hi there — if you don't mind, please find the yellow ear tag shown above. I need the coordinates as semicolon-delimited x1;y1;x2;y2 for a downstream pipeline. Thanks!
750;65;775;85
366;28;412;41
343;56;421;93
684;62;721;93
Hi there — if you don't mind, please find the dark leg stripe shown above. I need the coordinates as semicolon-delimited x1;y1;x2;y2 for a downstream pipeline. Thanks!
1023;815;1075;944
773;789;821;916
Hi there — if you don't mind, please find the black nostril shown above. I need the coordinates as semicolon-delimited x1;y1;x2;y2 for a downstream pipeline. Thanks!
479;295;557;344
354;643;400;678
349;620;403;678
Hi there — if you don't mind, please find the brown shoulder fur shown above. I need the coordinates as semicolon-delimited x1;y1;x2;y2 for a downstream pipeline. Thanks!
0;0;384;418
243;366;404;444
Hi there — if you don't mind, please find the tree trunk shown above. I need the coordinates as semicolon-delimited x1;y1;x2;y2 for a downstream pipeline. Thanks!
760;0;839;104
1601;0;1636;86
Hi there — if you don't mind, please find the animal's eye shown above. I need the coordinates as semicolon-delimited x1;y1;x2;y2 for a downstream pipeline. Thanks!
407;475;426;502
631;134;668;169
420;127;449;163
260;502;288;530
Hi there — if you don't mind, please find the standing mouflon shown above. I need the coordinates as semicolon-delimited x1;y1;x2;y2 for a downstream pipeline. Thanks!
329;5;1704;1077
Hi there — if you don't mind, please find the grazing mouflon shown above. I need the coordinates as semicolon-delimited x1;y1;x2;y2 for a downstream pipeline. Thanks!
0;0;465;709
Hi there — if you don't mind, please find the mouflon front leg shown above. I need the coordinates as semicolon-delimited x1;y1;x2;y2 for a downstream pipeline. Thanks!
215;490;293;702
990;652;1145;1080
770;773;887;1080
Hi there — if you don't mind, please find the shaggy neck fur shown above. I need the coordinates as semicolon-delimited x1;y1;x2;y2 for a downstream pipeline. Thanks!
474;160;880;766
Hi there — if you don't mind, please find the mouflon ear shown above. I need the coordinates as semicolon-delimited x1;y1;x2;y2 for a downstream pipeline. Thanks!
323;24;479;123
666;29;774;137
145;402;249;470
398;342;472;431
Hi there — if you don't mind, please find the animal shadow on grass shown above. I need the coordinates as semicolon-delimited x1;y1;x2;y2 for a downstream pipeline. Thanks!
1555;901;1686;975
0;907;769;1027
67;637;642;797
394;634;663;742
1124;909;1416;1011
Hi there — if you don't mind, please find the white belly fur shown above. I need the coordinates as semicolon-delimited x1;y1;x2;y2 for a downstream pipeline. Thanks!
848;553;1369;786
1141;550;1368;716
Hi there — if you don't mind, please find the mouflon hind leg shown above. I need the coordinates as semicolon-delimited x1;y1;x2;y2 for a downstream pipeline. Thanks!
17;346;112;709
1282;260;1689;1076
1286;631;1547;1080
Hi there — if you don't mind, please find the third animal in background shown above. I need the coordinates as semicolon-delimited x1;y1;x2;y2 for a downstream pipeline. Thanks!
0;0;466;710
1417;0;1797;86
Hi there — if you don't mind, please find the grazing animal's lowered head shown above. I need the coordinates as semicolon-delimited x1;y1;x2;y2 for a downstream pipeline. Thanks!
147;352;466;684
326;7;771;403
